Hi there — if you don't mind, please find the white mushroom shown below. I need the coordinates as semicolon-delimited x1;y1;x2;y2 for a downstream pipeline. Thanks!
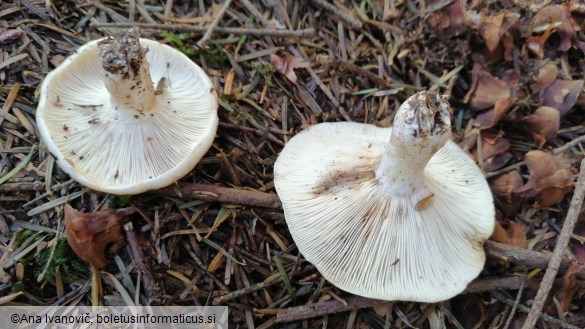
274;91;495;302
36;29;218;195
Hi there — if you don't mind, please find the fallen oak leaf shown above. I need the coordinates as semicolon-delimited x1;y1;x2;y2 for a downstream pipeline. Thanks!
490;171;523;216
515;151;574;208
64;204;136;269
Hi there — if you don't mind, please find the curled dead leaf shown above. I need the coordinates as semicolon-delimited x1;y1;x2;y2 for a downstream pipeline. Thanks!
480;11;520;53
515;151;574;208
0;28;23;44
572;220;585;264
490;171;523;216
270;54;310;84
530;63;558;94
465;65;512;111
475;98;514;128
519;106;560;147
544;262;583;315
449;294;487;329
64;204;136;269
542;79;584;116
531;4;577;52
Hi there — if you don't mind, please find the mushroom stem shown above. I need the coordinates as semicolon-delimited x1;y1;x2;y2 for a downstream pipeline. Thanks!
98;29;156;119
375;91;452;196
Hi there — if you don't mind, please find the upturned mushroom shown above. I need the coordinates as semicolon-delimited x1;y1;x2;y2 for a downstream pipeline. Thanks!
36;29;218;195
274;91;495;302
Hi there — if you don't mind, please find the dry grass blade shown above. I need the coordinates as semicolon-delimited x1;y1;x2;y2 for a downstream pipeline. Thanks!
0;146;36;185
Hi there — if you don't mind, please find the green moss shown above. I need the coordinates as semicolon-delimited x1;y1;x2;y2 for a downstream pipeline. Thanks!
202;45;228;68
108;195;132;208
13;229;34;249
33;238;88;285
160;32;196;57
246;60;273;78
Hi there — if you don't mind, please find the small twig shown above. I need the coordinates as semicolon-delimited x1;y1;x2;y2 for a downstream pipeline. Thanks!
463;276;525;294
90;264;101;309
503;272;526;329
273;296;388;324
311;0;362;29
124;222;161;302
521;158;585;329
212;273;282;305
197;0;232;47
89;22;315;38
239;0;271;28
484;240;584;280
154;183;282;209
493;292;581;329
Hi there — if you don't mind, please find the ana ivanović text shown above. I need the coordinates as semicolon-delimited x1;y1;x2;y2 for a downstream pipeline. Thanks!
12;313;217;325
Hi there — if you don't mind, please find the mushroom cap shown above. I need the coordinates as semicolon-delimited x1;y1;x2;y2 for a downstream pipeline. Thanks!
274;122;495;302
36;38;218;194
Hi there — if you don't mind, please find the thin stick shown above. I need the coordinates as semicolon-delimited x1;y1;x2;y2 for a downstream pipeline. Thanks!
521;158;585;329
312;0;362;29
124;222;161;302
197;0;233;47
153;183;282;209
89;22;315;38
90;264;101;310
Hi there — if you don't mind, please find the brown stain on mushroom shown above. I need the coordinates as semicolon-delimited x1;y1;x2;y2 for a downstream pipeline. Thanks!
415;194;435;212
62;124;69;131
146;137;153;142
312;167;375;196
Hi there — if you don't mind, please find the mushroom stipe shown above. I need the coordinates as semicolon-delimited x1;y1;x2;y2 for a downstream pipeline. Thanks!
274;91;495;302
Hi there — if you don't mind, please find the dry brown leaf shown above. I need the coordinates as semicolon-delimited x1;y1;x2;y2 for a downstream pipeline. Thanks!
572;221;585;264
465;65;511;111
0;28;23;44
491;171;523;203
542;79;584;116
450;294;487;329
475;98;514;128
480;11;520;53
64;204;135;269
531;3;576;52
490;171;523;216
544;263;583;315
515;151;574;208
491;220;528;248
530;63;558;94
270;54;310;84
526;28;553;60
519;106;560;147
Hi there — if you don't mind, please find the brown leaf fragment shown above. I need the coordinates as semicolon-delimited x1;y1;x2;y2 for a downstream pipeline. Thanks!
491;171;523;203
491;220;528;248
490;171;523;215
530;63;558;94
449;294;487;329
544;262;583;315
465;65;512;111
531;4;577;52
515;151;574;208
572;221;585;264
519;106;560;147
480;11;520;53
270;54;310;84
64;204;135;269
0;28;23;44
542;79;584;116
475;98;514;128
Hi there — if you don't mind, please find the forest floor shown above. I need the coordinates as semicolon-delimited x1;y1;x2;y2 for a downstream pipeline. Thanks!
0;0;584;328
